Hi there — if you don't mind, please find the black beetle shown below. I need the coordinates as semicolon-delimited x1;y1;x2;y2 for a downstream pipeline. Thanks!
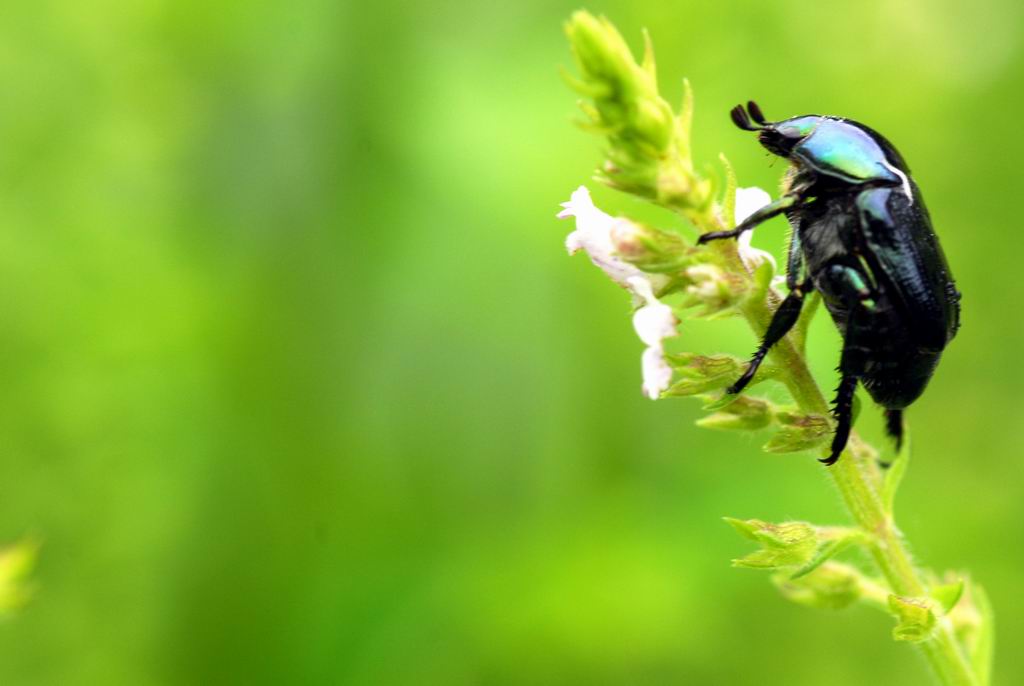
698;102;960;465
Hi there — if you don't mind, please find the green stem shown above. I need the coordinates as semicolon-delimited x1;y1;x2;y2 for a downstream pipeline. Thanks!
561;13;983;679
834;449;975;684
700;222;977;686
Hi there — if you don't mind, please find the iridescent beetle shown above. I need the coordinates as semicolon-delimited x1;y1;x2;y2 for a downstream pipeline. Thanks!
699;102;960;465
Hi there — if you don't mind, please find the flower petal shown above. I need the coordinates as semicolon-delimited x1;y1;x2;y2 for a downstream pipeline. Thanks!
559;185;617;255
735;186;777;272
641;345;673;399
559;185;651;290
561;187;678;399
735;186;772;224
628;276;677;346
627;276;678;399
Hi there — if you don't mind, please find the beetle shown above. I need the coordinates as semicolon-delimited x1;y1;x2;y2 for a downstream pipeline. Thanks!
698;101;960;465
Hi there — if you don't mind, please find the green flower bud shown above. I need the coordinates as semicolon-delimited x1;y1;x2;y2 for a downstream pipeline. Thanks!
946;579;994;685
682;264;745;317
888;595;938;643
564;12;670;153
657;165;713;212
773;562;863;610
697;395;773;431
789;526;867;580
662;353;745;397
563;11;708;215
610;220;692;274
725;518;818;569
634;98;674;152
930;578;965;614
763;411;831;454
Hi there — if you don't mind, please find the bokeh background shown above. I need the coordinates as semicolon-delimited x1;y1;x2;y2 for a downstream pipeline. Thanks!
0;0;1020;683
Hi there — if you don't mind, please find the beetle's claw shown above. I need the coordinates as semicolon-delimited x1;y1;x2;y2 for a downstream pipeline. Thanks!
697;229;739;244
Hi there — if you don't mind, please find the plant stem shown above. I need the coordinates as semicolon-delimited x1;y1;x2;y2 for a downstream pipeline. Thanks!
562;12;985;680
698;218;977;685
832;446;976;686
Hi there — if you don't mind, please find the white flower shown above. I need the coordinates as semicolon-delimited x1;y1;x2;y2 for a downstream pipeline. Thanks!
627;276;678;399
558;185;649;290
630;277;677;346
559;185;678;399
734;186;777;273
641;347;673;401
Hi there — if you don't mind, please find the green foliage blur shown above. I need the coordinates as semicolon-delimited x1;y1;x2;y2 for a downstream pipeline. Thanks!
0;1;1021;683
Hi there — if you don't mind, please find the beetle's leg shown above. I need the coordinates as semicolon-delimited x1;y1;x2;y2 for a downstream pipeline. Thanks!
728;239;806;394
821;264;878;466
827;324;869;466
785;229;803;292
727;277;812;395
697;194;803;244
884;409;904;450
824;374;858;466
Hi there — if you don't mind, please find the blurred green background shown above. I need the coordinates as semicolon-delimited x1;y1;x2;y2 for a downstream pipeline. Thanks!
0;0;1020;683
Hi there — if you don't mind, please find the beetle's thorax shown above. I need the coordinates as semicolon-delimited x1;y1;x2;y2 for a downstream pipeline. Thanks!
759;116;912;199
757;115;823;157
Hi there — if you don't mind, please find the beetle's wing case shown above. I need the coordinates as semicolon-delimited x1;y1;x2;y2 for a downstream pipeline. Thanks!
855;185;960;351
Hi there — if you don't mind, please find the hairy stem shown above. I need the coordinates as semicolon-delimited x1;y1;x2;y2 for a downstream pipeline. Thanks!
694;209;976;685
560;12;984;679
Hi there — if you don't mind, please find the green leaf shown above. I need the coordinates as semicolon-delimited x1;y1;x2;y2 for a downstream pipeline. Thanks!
663;353;744;397
773;562;863;610
701;393;741;412
611;220;693;273
969;582;995;686
888;595;937;642
724;518;818;569
664;377;730;397
929;578;964;614
696;396;773;431
665;353;779;401
790;528;866;580
678;78;694;155
762;412;830;453
719;154;737;227
747;259;775;305
639;27;656;79
723;516;763;542
882;430;912;515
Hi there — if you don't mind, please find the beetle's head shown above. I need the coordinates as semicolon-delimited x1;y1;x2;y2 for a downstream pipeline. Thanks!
731;102;821;159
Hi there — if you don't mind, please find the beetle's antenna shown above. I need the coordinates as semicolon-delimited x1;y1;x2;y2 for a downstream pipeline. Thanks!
730;104;761;131
746;100;768;126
